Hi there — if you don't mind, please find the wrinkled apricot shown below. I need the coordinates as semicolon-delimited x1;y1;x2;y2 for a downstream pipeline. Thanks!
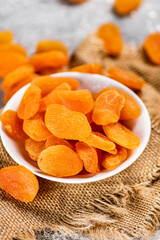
38;145;83;177
0;43;27;56
0;30;13;43
101;146;127;170
107;67;145;90
45;135;74;149
45;104;91;141
97;23;123;56
0;165;39;202
144;33;160;65
1;110;27;140
103;122;140;149
25;138;46;161
70;63;103;74
114;0;142;15
0;51;28;78
76;142;99;174
17;85;41;120
98;88;141;120
36;40;68;54
92;89;125;125
1;65;34;91
23;114;51;141
4;74;38;103
29;50;69;72
83;131;116;152
32;76;79;96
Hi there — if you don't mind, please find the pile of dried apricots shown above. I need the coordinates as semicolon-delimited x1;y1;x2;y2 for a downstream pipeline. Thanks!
0;0;160;202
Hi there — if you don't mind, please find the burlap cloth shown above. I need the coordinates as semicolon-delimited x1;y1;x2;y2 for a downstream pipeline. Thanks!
1;32;160;240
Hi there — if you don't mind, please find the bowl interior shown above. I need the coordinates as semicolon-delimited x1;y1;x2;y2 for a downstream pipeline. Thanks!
0;72;151;183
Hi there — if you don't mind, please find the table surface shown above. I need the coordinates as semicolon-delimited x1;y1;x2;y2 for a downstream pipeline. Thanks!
0;0;160;239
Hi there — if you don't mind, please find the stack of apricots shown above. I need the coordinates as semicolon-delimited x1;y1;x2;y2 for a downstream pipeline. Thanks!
0;16;159;202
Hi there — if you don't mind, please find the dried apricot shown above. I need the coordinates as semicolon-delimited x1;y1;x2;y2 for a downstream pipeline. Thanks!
0;30;13;43
144;33;160;65
39;67;65;75
36;40;68;54
103;122;140;149
29;50;69;72
76;142;99;173
83;131;116;152
1;65;34;91
114;0;142;15
107;67;145;90
45;135;74;149
25;138;46;161
0;43;27;56
17;85;41;120
0;51;28;78
101;146;127;170
70;63;103;74
0;165;39;202
86;111;93;124
1;110;27;140
38;145;83;177
92;89;125;125
97;23;123;56
23;114;51;141
4;74;38;103
98;87;141;120
32;76;79;96
45;104;91;141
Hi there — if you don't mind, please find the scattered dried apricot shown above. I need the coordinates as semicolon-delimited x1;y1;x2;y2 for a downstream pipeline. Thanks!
107;67;145;90
45;104;91;141
114;0;142;15
25;138;46;161
144;33;160;65
103;122;140;149
1;110;27;140
36;40;68;54
0;43;27;56
76;142;99;173
38;145;83;177
0;165;39;202
70;63;103;74
92;89;125;125
0;30;13;43
97;23;123;56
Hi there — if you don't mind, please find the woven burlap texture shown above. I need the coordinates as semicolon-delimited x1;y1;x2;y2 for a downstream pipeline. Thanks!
0;32;160;240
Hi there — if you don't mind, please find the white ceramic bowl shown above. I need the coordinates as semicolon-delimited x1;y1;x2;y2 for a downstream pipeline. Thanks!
0;72;151;184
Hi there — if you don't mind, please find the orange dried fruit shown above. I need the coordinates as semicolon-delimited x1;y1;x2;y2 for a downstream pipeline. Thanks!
23;114;51;142
114;0;142;15
0;165;39;202
39;82;71;112
83;131;116;152
70;63;103;74
38;145;83;177
36;40;68;54
1;110;27;140
0;43;27;56
4;74;38;103
76;142;100;174
29;50;69;72
0;30;13;43
101;146;127;170
17;85;41;120
45;135;74;149
144;33;160;65
98;87;141;120
107;67;146;90
32;76;79;96
39;66;65;75
25;138;46;161
97;23;123;56
92;89;125;125
86;111;93;124
45;104;91;141
1;65;34;91
0;51;28;78
103;122;140;149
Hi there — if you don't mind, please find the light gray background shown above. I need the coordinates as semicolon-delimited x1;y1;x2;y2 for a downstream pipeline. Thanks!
0;0;160;239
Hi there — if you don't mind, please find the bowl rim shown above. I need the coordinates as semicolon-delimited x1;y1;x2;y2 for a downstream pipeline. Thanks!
0;72;151;184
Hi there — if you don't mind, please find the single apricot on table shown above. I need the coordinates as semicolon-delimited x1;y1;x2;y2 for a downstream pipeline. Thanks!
114;0;142;15
144;33;160;65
